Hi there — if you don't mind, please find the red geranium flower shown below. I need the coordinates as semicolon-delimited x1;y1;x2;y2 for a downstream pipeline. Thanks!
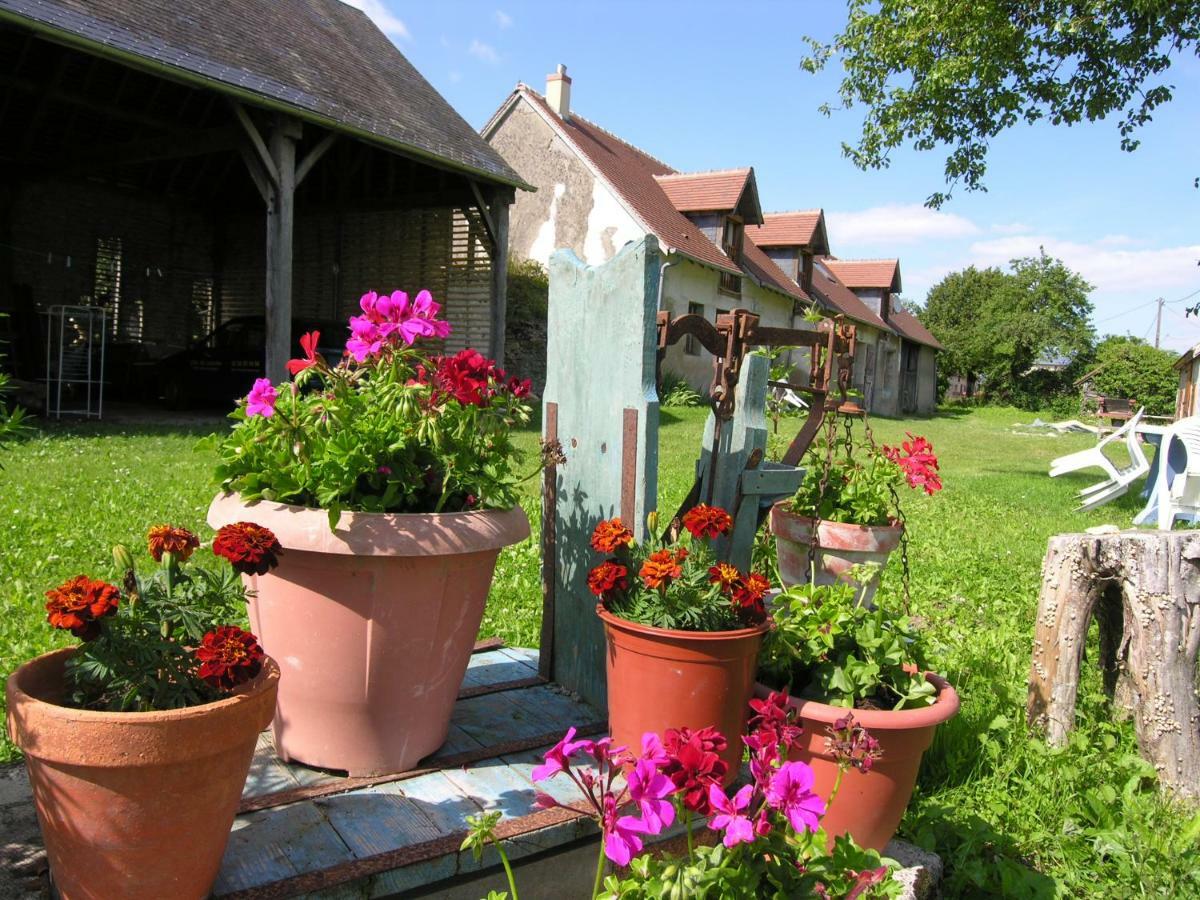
45;575;120;640
591;518;634;554
194;625;265;690
434;349;497;406
286;331;322;376
587;560;628;598
682;504;733;540
213;522;283;575
640;548;682;589
708;563;741;592
882;433;942;495
146;524;200;563
662;726;729;814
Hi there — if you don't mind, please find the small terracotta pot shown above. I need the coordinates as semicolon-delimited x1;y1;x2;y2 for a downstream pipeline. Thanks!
598;605;767;781
755;674;959;851
6;647;279;900
209;493;530;776
769;500;903;606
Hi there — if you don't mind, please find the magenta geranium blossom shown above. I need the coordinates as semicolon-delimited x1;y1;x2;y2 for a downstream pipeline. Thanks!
627;757;675;832
345;289;452;362
245;378;277;418
601;794;653;866
765;760;826;834
708;782;755;848
531;726;594;782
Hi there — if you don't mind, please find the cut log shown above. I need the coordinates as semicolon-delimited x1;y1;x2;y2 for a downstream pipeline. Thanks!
1027;531;1200;801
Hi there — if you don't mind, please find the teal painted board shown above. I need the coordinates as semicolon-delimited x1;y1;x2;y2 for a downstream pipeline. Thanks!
462;649;533;688
450;687;545;744
498;647;539;671
544;237;662;708
398;770;485;832
741;462;805;499
318;780;470;858
214;801;354;895
441;755;543;819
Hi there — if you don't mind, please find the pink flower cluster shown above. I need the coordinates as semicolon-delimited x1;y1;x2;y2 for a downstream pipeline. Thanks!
246;378;277;418
883;432;942;495
346;289;451;363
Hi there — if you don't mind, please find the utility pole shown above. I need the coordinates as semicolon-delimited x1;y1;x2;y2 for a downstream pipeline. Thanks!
1155;297;1164;349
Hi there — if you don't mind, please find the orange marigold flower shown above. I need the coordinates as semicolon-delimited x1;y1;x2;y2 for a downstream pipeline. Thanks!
45;575;120;640
146;524;200;563
213;522;283;575
591;518;634;554
708;563;741;592
194;625;265;691
675;547;689;564
682;504;733;540
587;561;629;598
640;549;682;589
732;572;771;609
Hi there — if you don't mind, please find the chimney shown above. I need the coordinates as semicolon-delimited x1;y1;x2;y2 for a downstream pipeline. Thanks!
546;64;571;120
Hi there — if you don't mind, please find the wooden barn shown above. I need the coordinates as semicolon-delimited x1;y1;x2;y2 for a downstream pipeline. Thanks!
0;0;527;403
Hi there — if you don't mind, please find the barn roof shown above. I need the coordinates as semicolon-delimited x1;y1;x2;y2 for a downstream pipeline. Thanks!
0;0;527;189
747;211;830;256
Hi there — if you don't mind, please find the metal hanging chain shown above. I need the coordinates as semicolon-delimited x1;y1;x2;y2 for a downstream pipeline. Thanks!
859;405;913;612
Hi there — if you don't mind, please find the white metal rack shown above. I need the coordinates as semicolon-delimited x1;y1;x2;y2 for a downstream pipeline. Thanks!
44;305;106;419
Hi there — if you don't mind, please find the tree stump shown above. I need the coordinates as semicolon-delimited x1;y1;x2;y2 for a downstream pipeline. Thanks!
1027;530;1200;801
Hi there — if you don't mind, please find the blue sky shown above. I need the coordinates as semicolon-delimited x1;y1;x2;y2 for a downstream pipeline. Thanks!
348;0;1200;352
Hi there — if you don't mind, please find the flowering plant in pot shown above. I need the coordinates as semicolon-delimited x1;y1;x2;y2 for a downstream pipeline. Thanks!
587;504;771;779
461;695;901;899
756;578;959;850
206;290;545;776
770;426;941;603
5;523;280;900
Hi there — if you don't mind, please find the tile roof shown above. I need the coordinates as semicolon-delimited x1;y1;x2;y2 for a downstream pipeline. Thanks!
747;211;829;255
808;262;889;331
822;258;902;293
0;0;526;188
504;87;806;303
889;310;943;350
654;169;752;213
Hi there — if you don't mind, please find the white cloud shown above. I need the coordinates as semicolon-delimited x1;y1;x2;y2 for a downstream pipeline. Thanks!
341;0;409;39
469;39;500;63
990;221;1032;235
448;70;463;84
826;203;980;246
494;9;513;28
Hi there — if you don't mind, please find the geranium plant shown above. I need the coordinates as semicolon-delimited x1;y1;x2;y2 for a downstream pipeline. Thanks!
46;522;279;711
587;505;770;631
210;290;541;528
758;577;937;710
461;694;900;899
790;430;942;526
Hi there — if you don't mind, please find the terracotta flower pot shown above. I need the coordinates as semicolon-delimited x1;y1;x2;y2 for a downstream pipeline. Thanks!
208;493;530;776
6;647;279;900
755;674;959;851
769;500;903;606
598;604;767;781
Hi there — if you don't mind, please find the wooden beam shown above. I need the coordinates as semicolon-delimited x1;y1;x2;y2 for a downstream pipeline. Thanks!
230;101;279;187
468;180;498;250
74;127;240;170
264;116;302;381
489;196;510;365
237;143;272;205
295;131;337;186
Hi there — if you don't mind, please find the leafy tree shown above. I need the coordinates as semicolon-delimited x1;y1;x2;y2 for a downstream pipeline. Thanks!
804;1;1200;205
1087;335;1179;416
919;265;1011;380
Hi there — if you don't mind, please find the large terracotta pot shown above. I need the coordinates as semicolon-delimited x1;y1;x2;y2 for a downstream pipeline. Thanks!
769;500;903;606
755;674;959;851
598;604;767;781
208;493;530;776
6;647;279;900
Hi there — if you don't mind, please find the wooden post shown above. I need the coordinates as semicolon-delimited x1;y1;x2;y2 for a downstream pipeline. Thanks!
1027;530;1200;801
265;117;300;381
490;196;511;367
542;237;661;708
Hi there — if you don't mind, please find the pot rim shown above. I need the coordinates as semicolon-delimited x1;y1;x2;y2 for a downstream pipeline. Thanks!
769;499;902;534
207;491;531;557
6;647;280;726
754;672;959;730
596;603;770;641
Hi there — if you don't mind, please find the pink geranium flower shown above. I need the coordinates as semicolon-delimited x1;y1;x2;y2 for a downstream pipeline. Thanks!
765;761;826;834
626;757;675;831
245;378;277;418
883;432;942;495
345;289;452;362
708;783;755;847
531;727;594;782
601;794;653;866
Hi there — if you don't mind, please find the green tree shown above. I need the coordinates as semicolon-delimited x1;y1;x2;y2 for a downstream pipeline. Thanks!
920;265;1011;380
804;1;1200;205
1088;335;1179;416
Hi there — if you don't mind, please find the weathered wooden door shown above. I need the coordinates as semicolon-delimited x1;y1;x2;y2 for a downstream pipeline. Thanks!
900;341;919;414
862;343;876;410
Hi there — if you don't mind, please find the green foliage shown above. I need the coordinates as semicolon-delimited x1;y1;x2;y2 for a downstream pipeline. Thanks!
506;256;549;333
660;370;706;408
802;0;1200;205
791;432;903;527
919;253;1095;408
759;578;935;710
0;315;29;466
1088;335;1178;417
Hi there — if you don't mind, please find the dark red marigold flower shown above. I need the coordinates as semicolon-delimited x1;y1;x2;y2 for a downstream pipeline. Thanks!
45;575;120;640
194;625;265;691
682;504;733;540
587;560;628;598
640;548;682;589
213;522;283;575
732;572;770;608
146;524;200;563
708;563;741;592
590;518;634;554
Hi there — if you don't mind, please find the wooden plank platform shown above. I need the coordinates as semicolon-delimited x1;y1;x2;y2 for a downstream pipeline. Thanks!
212;648;606;898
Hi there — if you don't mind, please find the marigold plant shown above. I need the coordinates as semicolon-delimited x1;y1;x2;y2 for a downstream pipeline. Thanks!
45;524;271;711
208;290;543;527
588;505;770;632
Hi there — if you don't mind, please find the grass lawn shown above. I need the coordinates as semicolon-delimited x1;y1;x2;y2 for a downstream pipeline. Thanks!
1;406;1197;896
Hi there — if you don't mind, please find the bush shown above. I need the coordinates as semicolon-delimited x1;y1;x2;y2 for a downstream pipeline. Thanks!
659;370;705;408
1088;336;1178;417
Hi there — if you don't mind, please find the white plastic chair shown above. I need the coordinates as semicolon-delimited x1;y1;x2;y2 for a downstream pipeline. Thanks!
1048;408;1149;510
1150;416;1200;529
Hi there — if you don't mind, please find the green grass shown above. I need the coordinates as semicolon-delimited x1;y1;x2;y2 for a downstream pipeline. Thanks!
1;407;1197;896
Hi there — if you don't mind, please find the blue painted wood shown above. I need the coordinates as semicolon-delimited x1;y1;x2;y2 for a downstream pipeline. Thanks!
497;647;539;671
462;649;534;688
319;780;466;858
544;237;662;708
214;802;354;895
243;733;303;799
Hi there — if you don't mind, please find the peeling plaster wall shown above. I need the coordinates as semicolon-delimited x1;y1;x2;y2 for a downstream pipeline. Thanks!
917;345;938;414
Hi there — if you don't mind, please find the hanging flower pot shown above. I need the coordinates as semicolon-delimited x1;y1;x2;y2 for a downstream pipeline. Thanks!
5;525;278;900
208;495;529;775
